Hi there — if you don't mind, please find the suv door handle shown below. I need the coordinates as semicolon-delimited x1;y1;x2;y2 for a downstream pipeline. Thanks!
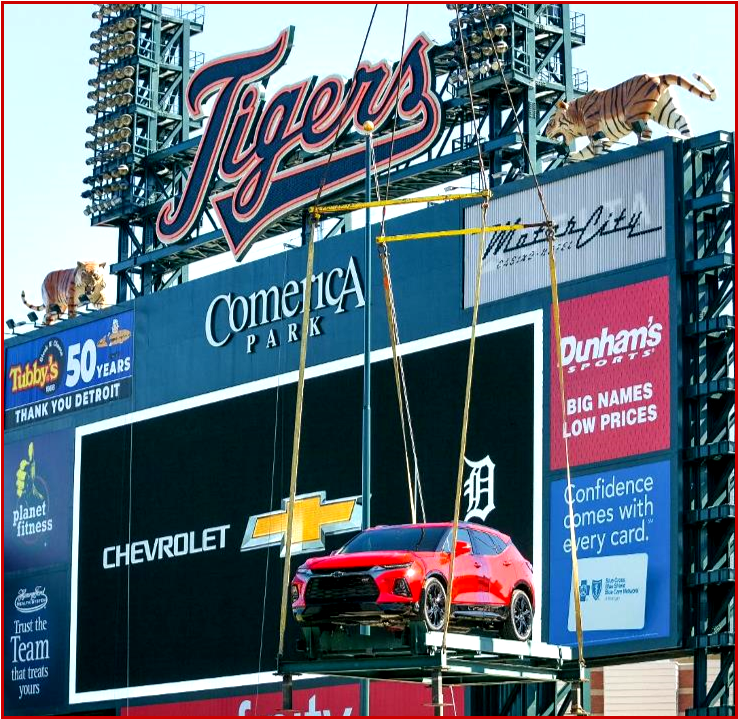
502;560;512;567
474;561;482;568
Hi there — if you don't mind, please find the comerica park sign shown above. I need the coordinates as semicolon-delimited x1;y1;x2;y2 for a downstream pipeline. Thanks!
157;27;444;260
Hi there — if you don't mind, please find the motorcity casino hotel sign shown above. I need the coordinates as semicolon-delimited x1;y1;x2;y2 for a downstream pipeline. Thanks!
155;27;444;260
4;311;134;429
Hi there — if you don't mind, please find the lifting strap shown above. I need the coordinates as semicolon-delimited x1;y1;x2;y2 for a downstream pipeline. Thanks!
441;3;492;654
276;7;378;665
547;225;587;683
441;202;489;653
377;240;425;522
368;134;427;523
475;7;587;688
277;218;316;660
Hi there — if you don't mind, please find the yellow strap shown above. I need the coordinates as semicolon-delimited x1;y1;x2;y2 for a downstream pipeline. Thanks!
277;221;316;659
379;247;417;523
547;227;586;679
441;203;489;653
378;225;525;244
310;190;490;216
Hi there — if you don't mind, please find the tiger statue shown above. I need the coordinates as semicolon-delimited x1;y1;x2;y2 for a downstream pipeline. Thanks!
21;261;108;324
545;73;717;162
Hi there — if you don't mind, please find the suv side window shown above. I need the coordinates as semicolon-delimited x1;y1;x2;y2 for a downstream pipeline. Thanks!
494;535;510;553
441;528;473;553
470;529;503;556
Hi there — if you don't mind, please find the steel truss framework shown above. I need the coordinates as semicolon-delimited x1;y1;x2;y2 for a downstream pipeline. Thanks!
681;131;735;715
107;3;586;300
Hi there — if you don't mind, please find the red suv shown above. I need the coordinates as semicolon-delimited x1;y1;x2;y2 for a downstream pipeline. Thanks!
290;522;534;641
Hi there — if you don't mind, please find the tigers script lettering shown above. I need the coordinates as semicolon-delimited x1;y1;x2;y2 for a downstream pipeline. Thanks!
156;28;443;260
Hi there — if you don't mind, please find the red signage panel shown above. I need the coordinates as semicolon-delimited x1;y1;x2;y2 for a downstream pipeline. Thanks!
122;681;465;716
550;277;670;469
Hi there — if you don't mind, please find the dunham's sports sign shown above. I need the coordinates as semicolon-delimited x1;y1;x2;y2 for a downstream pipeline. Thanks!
549;278;671;469
157;28;444;260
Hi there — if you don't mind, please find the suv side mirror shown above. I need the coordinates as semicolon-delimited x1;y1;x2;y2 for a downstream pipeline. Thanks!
455;540;472;556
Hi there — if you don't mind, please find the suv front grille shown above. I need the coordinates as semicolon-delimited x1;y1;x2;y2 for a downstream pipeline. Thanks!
305;574;379;603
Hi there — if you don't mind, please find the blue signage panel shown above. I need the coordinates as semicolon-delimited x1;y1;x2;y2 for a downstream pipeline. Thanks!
548;460;671;647
3;430;74;573
4;311;134;429
3;569;68;715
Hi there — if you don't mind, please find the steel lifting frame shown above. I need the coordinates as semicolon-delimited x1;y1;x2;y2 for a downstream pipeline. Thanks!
681;130;735;714
278;628;577;717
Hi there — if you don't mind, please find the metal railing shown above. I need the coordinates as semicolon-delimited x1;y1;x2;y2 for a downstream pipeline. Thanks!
161;5;205;25
570;12;586;36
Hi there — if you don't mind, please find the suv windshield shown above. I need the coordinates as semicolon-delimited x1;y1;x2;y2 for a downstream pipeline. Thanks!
339;526;447;554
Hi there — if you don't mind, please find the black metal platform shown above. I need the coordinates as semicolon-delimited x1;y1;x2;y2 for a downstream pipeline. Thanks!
278;630;576;684
278;627;578;715
280;630;574;685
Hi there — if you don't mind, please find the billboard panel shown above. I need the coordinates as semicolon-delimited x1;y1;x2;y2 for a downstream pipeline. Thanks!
549;277;670;470
4;311;134;429
464;149;666;305
548;460;671;648
70;314;541;702
3;430;74;572
121;682;466;716
3;569;69;716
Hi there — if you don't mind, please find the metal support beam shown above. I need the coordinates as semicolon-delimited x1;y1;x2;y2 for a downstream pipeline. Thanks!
682;132;735;715
282;673;293;711
432;669;444;716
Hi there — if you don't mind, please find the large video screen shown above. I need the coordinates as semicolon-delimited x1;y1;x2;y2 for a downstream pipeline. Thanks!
71;315;540;701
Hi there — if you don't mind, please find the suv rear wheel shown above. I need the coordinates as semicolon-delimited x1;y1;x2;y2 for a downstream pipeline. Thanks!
502;588;533;641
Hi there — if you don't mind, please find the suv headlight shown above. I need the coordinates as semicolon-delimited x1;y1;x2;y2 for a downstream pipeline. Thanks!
372;563;412;571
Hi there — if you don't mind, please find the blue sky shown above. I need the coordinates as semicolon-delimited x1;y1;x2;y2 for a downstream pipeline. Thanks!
3;3;735;327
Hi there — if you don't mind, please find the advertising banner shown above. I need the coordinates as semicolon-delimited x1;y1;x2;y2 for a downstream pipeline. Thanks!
3;570;68;715
71;316;539;701
121;682;465;716
3;430;74;572
548;460;671;648
464;149;667;305
4;311;134;429
550;277;670;470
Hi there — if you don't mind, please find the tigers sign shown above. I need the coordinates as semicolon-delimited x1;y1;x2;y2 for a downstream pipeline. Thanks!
156;27;444;260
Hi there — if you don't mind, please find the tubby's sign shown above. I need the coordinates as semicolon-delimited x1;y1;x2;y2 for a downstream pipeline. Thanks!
156;27;444;259
4;311;134;429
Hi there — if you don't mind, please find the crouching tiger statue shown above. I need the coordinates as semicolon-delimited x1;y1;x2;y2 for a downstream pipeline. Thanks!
545;73;717;162
21;261;108;324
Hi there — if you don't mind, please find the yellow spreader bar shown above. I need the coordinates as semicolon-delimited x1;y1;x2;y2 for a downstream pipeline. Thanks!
377;224;526;243
309;190;491;216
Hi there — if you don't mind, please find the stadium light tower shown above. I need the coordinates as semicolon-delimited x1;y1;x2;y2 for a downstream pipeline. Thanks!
84;3;205;301
446;3;587;183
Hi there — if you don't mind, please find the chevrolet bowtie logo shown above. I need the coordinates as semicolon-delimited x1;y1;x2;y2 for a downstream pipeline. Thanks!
241;491;361;557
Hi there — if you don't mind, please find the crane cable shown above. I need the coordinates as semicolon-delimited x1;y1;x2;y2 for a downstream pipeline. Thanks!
277;6;379;662
441;3;492;655
478;8;587;694
372;4;426;524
